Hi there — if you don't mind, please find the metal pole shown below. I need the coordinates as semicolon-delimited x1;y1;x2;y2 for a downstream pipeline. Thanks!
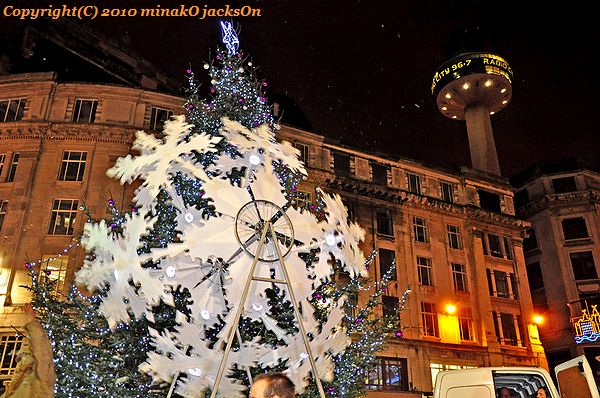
269;223;327;398
209;222;270;398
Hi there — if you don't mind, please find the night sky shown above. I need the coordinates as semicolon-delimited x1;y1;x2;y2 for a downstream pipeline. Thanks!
2;1;598;177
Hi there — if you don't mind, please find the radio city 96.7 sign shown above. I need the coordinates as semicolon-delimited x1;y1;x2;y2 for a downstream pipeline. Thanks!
431;52;513;95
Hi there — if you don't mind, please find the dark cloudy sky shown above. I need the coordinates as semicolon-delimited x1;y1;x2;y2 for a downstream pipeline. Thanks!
2;1;598;177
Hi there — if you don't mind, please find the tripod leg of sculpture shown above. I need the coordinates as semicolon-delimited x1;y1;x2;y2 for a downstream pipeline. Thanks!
209;222;271;398
269;223;327;398
166;371;179;398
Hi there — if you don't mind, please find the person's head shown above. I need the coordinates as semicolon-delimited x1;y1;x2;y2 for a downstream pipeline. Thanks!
499;387;516;398
537;386;550;398
250;372;295;398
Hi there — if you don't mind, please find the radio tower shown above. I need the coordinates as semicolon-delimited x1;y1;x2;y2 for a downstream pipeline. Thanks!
431;52;513;175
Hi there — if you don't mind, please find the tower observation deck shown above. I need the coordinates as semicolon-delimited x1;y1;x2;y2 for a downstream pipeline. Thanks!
432;52;513;175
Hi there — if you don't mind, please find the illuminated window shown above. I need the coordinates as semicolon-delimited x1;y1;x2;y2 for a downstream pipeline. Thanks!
365;357;409;391
293;142;309;164
0;99;26;122
0;200;7;231
47;199;78;235
417;256;433;286
413;217;429;243
0;334;23;377
452;263;468;292
72;99;98;123
40;256;69;293
421;302;439;337
570;251;597;280
447;224;463;249
407;173;421;194
149;107;173;131
5;153;19;182
0;154;5;177
382;295;399;318
58;151;87;181
440;181;454;203
379;249;396;281
458;308;474;341
371;163;388;185
376;210;393;236
562;217;589;240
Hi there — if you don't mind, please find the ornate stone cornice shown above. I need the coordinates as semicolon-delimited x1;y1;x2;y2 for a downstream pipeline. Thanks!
517;190;600;218
0;122;137;144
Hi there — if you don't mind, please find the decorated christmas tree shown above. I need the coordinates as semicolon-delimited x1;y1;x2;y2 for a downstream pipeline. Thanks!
27;22;409;398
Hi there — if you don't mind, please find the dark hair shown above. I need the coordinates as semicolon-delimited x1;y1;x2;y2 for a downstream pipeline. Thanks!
537;386;551;397
254;372;295;398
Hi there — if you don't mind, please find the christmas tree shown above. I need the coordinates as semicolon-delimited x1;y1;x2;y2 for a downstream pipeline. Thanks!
34;21;408;398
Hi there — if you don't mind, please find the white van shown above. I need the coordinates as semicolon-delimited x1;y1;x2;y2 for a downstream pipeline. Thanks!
433;356;599;398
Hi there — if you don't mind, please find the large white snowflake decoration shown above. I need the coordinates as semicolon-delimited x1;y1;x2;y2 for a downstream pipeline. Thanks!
77;211;171;328
212;117;306;182
79;115;368;396
107;115;222;209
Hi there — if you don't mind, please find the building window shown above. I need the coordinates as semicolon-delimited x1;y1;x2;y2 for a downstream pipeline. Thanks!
510;272;519;300
0;154;5;177
365;357;409;391
570;251;597;280
487;234;503;258
47;199;79;235
379;248;396;280
494;312;523;346
562;217;589;240
382;295;399;318
452;263;468;292
413;217;429;243
72;99;98;123
417;256;433;286
40;256;69;293
58;151;87;182
447;224;463;249
333;152;350;177
458;308;474;341
440;181;454;203
421;302;439;337
376;210;394;236
371;163;388;185
0;201;7;231
523;228;538;252
5;153;19;182
552;176;577;193
407;173;421;194
293;142;309;164
503;237;513;260
0;334;23;377
494;270;510;298
150;107;173;131
478;189;501;213
0;99;26;122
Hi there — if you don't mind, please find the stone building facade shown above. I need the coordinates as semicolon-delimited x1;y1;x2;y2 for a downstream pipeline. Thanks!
0;72;547;395
512;160;600;379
